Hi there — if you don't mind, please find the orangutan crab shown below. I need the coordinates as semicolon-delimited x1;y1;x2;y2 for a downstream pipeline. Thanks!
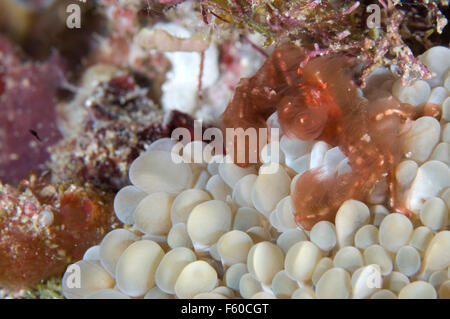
221;43;418;230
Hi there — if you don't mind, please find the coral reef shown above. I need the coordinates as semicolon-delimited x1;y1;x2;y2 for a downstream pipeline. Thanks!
0;1;217;295
48;66;168;189
0;0;448;299
0;64;204;293
61;42;450;300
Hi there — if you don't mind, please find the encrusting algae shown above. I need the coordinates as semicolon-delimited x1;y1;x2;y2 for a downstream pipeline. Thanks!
0;174;119;290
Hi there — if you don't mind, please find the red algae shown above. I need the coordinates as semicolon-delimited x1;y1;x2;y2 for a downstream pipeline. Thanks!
0;176;118;290
0;36;64;185
221;44;418;230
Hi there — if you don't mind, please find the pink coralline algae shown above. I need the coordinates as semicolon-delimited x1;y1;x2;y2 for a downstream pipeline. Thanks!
0;36;64;185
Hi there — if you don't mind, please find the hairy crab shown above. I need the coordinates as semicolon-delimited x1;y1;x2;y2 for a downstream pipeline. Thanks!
222;44;418;230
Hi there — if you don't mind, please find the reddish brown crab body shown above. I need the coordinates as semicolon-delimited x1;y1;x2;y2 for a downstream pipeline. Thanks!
222;44;416;230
